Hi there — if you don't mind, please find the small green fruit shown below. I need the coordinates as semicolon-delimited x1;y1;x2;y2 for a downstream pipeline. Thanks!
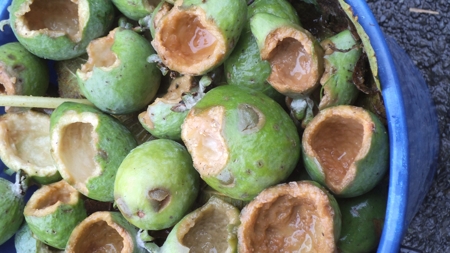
0;177;24;245
50;102;137;202
24;180;87;250
77;27;161;114
337;188;387;253
0;42;48;98
302;105;389;197
9;0;115;60
114;139;200;230
112;0;160;21
181;85;300;200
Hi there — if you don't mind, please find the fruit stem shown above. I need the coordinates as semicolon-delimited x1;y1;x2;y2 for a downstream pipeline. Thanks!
0;95;94;109
136;229;161;253
0;19;9;32
14;169;28;197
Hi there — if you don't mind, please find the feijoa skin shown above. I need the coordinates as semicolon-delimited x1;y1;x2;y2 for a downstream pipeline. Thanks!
0;177;24;246
0;42;49;98
112;0;160;21
160;196;240;253
24;180;87;250
181;85;301;201
302;105;389;198
114;139;200;230
151;0;247;75
224;0;299;102
50;102;137;202
15;223;64;253
337;189;387;253
9;0;115;60
77;27;161;115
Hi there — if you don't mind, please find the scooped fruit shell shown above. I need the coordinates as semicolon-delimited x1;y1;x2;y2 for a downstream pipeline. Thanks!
161;196;240;253
238;180;341;253
65;211;144;253
14;223;64;253
24;180;87;249
0;110;60;185
302;105;389;197
250;12;324;98
9;0;115;60
181;85;300;200
151;0;247;75
50;102;137;202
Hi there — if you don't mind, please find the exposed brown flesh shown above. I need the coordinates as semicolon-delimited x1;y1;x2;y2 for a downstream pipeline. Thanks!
34;183;73;210
182;207;230;253
81;32;117;75
310;116;363;188
268;38;314;93
147;188;171;212
60;122;96;184
159;13;217;66
182;106;228;176
23;0;80;40
0;66;15;95
72;220;124;253
248;195;320;252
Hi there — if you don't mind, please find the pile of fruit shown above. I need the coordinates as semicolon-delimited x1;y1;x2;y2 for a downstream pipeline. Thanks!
0;0;390;252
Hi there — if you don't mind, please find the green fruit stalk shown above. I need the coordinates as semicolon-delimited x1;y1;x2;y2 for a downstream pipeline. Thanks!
0;42;48;98
319;30;362;110
114;139;200;230
77;27;161;115
50;102;137;202
151;0;247;75
181;85;300;201
9;0;115;60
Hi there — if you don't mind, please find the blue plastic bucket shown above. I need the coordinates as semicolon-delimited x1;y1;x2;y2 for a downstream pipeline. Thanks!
0;0;439;252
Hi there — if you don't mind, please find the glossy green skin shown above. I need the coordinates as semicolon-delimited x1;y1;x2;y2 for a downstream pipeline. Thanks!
319;30;361;110
50;102;137;202
139;100;188;141
78;28;161;115
112;0;156;20
9;0;115;60
184;85;300;200
0;42;48;96
0;178;24;245
302;107;389;198
15;224;64;253
337;189;387;253
114;139;200;230
25;197;87;250
224;0;299;102
160;197;240;253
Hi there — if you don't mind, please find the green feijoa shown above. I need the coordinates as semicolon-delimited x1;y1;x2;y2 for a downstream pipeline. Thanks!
337;188;387;253
24;180;87;250
138;75;196;141
250;13;324;98
238;181;341;252
66;211;145;253
77;27;161;115
181;85;300;201
224;0;299;102
160;196;240;253
319;30;362;110
0;110;60;185
9;0;115;61
151;0;247;75
114;139;200;230
112;0;160;21
0;177;25;245
50;102;137;202
302;105;389;198
15;223;64;253
0;42;48;99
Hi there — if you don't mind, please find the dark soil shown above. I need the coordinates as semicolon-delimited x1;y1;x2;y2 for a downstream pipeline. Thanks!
367;0;450;252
